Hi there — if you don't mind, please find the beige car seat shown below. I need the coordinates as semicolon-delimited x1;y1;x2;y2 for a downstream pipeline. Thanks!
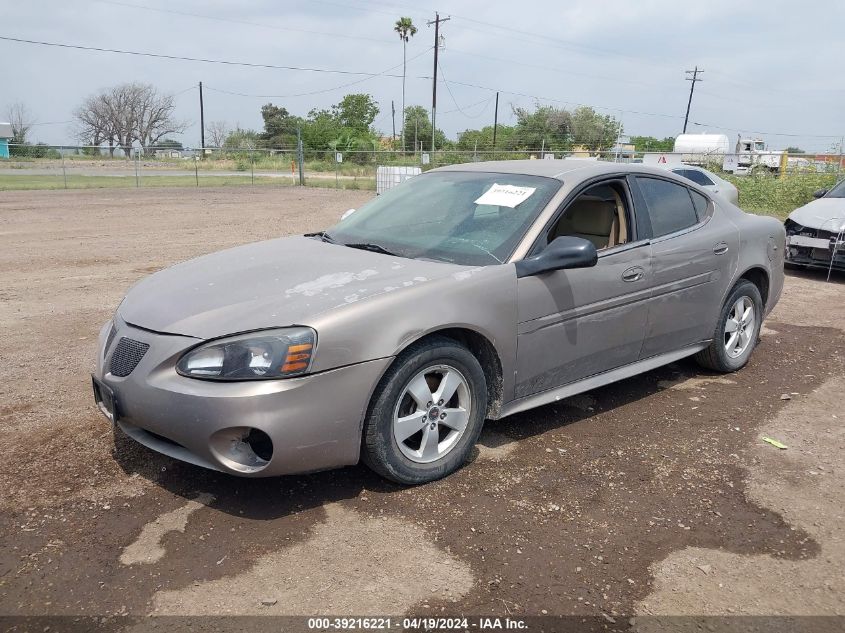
551;197;618;249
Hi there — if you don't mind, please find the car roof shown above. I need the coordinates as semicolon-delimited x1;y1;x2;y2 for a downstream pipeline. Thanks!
430;159;679;182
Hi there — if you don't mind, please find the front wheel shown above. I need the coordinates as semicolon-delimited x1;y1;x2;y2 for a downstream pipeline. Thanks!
695;280;763;372
361;337;487;485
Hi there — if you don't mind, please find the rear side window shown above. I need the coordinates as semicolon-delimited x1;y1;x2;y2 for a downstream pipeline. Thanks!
636;177;699;237
689;189;710;220
672;168;714;186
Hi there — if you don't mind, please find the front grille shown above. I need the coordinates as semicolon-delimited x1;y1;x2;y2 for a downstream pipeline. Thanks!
110;337;150;377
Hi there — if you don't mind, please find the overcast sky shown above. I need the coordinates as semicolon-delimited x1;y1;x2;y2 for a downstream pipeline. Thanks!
2;0;844;152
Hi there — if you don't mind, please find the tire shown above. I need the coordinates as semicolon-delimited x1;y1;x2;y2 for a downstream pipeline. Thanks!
695;280;763;372
361;336;487;485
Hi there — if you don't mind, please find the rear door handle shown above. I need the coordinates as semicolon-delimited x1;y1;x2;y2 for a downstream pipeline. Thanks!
622;266;644;282
713;242;729;255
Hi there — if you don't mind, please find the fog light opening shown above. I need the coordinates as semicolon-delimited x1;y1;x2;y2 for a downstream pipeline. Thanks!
209;426;274;473
245;428;273;462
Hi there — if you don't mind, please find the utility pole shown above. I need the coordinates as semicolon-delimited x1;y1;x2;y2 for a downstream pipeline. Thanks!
198;81;205;151
427;12;450;153
391;100;396;143
492;92;499;151
682;67;702;134
296;127;304;186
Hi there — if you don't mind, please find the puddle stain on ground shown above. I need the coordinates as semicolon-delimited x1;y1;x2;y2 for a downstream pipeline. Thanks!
120;493;215;565
149;504;475;615
636;377;845;623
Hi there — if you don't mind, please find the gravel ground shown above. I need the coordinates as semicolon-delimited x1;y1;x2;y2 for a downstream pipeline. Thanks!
0;187;843;631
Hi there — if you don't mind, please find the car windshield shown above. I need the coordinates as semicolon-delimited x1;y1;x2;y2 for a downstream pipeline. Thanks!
326;171;560;265
825;179;845;198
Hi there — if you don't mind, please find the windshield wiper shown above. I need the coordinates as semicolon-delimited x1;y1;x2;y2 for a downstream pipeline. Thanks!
343;242;399;257
305;231;338;244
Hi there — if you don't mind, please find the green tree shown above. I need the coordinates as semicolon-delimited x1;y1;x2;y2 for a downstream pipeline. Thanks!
401;106;448;152
301;108;343;153
785;146;805;154
259;103;303;148
569;106;621;151
629;135;675;152
329;130;379;163
512;104;572;151
394;16;417;150
456;125;515;152
331;93;379;133
223;127;259;150
154;138;183;150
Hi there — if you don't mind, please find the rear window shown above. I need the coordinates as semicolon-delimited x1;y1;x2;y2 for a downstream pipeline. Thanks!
636;177;699;238
672;168;715;186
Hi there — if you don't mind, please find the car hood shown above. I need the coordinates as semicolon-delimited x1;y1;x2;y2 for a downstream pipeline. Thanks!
119;235;467;339
788;199;845;231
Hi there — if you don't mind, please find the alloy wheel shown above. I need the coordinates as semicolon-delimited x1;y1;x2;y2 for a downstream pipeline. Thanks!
392;364;471;464
724;296;755;358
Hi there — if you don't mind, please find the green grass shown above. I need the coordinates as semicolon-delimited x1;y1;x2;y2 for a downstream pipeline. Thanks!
0;174;295;190
723;171;841;219
0;173;376;191
304;176;377;191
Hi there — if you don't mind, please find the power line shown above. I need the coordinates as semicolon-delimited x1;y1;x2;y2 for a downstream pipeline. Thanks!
91;0;394;44
204;47;433;100
689;121;840;139
438;64;492;118
439;75;681;120
434;70;840;139
0;35;412;78
440;96;494;117
447;47;669;91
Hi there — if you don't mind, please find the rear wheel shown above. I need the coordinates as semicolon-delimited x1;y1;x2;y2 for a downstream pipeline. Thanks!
695;280;763;372
362;337;487;485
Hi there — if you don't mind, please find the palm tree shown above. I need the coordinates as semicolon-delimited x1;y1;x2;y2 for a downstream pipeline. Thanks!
394;16;417;151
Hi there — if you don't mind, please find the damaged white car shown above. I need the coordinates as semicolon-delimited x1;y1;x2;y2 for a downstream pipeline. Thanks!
784;179;845;273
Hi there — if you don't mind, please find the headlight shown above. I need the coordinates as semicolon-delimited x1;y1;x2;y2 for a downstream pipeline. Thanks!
176;327;316;380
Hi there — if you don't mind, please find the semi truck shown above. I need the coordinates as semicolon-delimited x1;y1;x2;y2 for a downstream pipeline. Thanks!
673;133;784;174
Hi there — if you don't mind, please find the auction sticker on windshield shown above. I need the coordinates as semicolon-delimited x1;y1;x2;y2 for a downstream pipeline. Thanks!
474;183;537;208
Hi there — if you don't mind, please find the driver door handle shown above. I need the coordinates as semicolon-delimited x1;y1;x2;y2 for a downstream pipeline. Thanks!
621;266;644;282
713;242;729;255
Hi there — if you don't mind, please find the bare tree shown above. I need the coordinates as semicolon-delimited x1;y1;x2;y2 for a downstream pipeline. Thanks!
206;120;228;149
5;102;35;144
74;93;118;156
133;84;186;150
73;83;186;157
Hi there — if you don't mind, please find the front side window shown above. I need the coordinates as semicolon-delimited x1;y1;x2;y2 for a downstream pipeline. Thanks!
636;177;699;238
549;182;630;251
328;171;560;265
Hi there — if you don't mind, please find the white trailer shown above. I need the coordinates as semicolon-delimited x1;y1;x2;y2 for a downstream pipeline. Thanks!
673;133;731;159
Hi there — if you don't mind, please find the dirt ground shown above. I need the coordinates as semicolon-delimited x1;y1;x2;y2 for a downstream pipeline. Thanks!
0;187;843;631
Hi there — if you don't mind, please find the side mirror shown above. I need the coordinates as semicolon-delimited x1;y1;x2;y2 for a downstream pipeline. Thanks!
515;236;598;279
813;189;828;199
340;208;356;221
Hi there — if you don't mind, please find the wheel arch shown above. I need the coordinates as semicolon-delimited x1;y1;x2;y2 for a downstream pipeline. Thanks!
736;266;770;308
364;325;505;428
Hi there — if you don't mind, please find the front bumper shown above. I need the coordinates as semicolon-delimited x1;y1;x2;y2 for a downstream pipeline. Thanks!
785;237;845;271
94;317;392;477
785;222;845;271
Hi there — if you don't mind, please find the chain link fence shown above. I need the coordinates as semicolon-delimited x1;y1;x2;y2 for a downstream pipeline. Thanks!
2;144;842;217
